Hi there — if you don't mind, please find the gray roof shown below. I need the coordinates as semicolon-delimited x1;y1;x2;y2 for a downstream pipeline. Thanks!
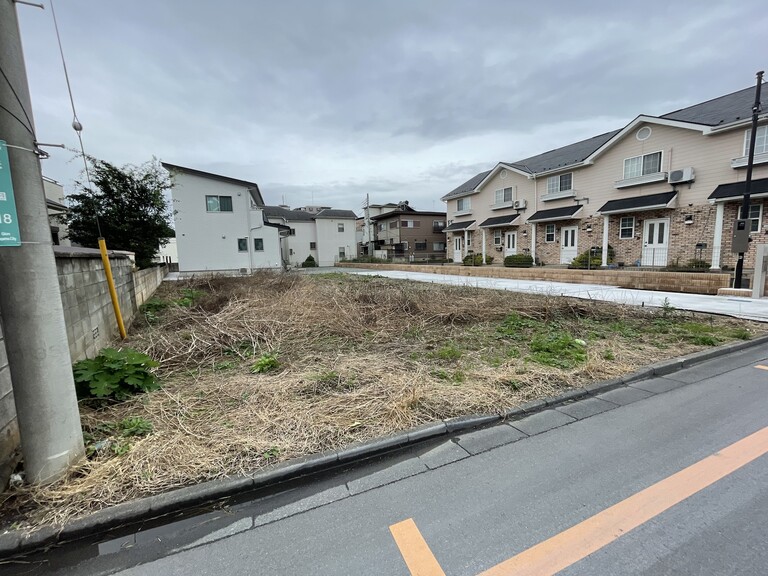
599;191;678;214
314;209;358;219
508;130;621;174
441;169;492;201
162;162;265;205
479;214;520;227
660;84;768;126
444;220;475;232
709;177;768;201
527;205;583;223
263;205;315;221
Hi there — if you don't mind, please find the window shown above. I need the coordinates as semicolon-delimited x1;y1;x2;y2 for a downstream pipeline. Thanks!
401;220;421;228
253;238;264;251
749;203;763;232
415;241;427;251
457;197;471;212
289;228;296;236
547;173;573;195
623;152;662;179
237;238;248;252
467;233;472;247
390;221;399;229
545;224;556;243
744;126;768;155
378;223;385;231
494;187;515;204
493;229;502;245
433;242;446;251
338;247;346;259
310;241;317;249
338;223;345;232
619;217;635;239
433;220;445;230
205;195;233;212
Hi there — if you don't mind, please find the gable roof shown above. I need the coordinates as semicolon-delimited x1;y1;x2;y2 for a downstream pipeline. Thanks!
507;130;621;175
709;177;768;201
598;191;678;214
314;209;358;219
660;84;768;127
441;169;492;201
262;205;315;221
443;84;767;200
162;162;265;205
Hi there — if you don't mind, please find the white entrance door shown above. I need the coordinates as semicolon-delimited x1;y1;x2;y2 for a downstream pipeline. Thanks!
642;218;670;266
560;226;578;264
505;231;517;256
453;236;463;263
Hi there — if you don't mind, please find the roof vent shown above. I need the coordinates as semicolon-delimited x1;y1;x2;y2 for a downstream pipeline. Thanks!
636;126;652;141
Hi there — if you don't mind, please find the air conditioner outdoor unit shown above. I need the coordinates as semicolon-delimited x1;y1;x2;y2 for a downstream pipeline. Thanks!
513;199;527;209
239;268;249;275
668;167;695;184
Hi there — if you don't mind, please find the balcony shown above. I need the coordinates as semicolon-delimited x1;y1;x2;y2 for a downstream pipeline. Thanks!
541;189;576;202
490;201;515;211
614;172;667;189
731;152;768;169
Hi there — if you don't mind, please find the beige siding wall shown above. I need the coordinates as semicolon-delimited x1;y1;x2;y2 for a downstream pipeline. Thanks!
446;120;768;268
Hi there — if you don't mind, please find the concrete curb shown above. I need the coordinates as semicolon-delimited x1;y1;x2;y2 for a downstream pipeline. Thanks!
3;334;768;557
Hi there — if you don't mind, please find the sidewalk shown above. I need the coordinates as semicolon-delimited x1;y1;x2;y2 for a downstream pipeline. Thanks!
342;268;768;322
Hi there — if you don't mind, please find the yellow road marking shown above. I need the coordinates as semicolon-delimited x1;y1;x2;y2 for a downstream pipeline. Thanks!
754;365;768;371
478;425;768;575
390;518;446;576
390;425;768;576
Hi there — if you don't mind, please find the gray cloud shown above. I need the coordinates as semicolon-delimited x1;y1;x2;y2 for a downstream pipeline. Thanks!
13;0;768;213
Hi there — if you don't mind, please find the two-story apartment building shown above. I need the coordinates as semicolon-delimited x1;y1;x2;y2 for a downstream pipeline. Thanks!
370;203;447;260
443;85;768;271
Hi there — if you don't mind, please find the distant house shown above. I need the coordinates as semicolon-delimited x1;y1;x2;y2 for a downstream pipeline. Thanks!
369;202;447;261
263;205;358;267
43;177;71;246
359;202;399;255
163;163;290;275
153;237;178;268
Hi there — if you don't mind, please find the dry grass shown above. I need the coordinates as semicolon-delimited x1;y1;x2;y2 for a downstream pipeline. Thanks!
2;271;763;530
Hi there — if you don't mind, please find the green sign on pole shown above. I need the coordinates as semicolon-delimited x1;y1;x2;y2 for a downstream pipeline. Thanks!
0;141;21;247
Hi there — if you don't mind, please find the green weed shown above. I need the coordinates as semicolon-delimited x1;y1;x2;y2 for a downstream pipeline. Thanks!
529;332;587;369
251;353;280;373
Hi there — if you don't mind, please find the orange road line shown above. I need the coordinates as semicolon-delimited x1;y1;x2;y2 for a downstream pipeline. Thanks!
478;425;768;576
754;365;768;371
390;518;446;576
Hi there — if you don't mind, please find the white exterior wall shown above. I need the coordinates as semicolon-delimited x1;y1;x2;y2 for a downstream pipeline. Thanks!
315;218;357;266
172;172;282;273
284;221;318;267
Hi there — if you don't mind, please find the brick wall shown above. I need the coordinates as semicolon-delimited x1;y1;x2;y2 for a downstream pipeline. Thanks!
336;262;731;295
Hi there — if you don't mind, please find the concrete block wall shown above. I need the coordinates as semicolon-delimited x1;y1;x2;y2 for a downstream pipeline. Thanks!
134;266;167;307
0;313;20;488
336;262;731;295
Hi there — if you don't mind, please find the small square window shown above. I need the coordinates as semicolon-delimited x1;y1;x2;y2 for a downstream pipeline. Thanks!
237;238;248;252
338;247;346;258
310;241;317;250
493;230;502;245
619;217;634;239
205;195;233;212
457;198;471;212
545;224;556;243
253;238;264;251
744;126;768;156
415;241;427;251
289;228;296;236
338;223;345;232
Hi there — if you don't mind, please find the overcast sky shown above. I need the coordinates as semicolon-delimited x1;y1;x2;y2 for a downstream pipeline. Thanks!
15;0;768;214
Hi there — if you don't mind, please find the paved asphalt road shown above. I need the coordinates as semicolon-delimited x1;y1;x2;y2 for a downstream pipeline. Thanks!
8;345;768;576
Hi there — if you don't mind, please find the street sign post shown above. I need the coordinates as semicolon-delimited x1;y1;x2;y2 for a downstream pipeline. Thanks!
0;141;21;247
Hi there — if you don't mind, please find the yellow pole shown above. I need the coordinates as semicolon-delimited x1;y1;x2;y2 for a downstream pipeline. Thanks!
98;237;127;339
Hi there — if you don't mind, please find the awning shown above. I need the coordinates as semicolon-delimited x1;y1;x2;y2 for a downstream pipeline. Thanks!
479;214;520;228
598;191;677;215
444;220;476;232
527;205;583;223
708;177;768;201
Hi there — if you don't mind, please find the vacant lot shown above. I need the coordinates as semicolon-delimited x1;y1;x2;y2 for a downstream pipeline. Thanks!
3;272;764;529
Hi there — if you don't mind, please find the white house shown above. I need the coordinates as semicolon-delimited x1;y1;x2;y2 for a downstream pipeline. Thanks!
163;163;290;275
263;205;358;267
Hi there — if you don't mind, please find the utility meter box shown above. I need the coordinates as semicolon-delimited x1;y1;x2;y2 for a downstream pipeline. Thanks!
732;219;751;253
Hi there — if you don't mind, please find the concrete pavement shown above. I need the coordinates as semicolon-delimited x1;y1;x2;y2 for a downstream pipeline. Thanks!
8;343;768;575
340;268;768;322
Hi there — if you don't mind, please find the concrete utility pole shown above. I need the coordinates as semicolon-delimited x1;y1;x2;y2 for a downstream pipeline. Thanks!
0;0;84;484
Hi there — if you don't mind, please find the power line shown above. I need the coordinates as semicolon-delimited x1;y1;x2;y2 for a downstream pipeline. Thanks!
0;102;34;136
0;64;34;132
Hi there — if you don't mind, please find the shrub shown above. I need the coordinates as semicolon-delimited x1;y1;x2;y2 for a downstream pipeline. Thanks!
686;259;710;269
73;348;160;401
485;255;495;264
570;245;614;269
504;254;534;267
301;255;317;268
251;353;280;373
462;254;474;266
